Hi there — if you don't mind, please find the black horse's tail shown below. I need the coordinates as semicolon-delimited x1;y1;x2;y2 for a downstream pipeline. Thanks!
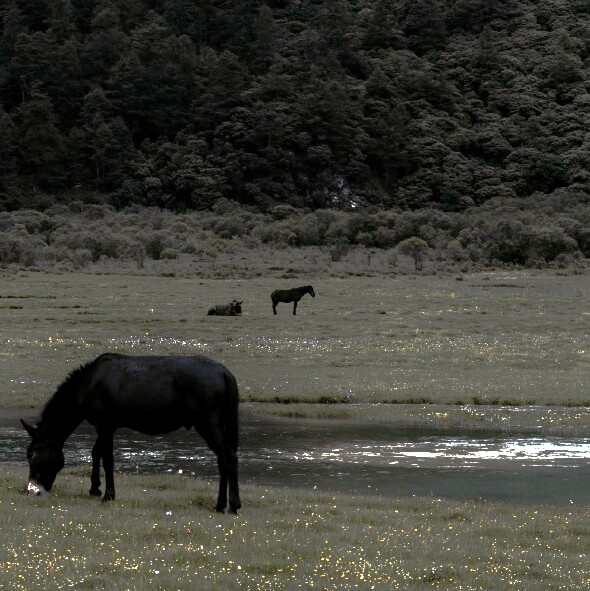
223;370;240;453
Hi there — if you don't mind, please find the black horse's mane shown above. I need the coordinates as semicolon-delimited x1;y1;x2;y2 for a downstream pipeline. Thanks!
40;358;98;426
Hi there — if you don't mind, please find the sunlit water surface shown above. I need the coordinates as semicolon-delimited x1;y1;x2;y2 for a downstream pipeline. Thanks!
5;413;590;505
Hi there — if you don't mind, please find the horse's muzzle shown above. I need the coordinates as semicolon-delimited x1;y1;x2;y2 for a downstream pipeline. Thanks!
27;481;50;496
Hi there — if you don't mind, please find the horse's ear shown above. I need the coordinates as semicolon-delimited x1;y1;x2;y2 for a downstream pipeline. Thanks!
21;419;38;438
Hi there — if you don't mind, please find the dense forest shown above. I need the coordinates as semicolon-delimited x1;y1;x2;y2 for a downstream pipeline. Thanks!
1;0;590;268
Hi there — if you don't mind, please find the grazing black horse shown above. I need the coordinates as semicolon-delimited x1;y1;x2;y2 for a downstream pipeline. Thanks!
21;353;241;513
207;300;243;316
271;285;315;315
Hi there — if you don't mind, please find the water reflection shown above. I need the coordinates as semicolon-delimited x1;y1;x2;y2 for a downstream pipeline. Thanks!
312;437;590;469
4;412;590;504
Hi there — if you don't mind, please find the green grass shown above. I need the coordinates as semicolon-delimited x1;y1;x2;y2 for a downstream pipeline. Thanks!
247;402;590;435
1;270;589;408
1;465;590;590
2;270;590;589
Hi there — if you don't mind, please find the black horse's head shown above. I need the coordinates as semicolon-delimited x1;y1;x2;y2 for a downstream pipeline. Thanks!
21;420;64;495
232;300;243;315
306;286;316;297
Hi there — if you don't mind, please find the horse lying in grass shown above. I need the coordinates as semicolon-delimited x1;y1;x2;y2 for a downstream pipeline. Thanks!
207;300;243;316
21;353;241;514
271;285;315;315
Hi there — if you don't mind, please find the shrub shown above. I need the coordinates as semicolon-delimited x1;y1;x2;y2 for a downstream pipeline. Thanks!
5;210;51;234
397;236;429;270
0;230;52;267
446;238;466;262
271;204;298;219
0;231;24;265
82;204;113;220
575;226;590;257
520;226;578;264
323;218;352;243
160;247;178;259
69;248;93;268
211;212;265;239
50;223;130;261
329;238;350;261
293;215;322;245
112;180;145;209
373;227;397;248
143;230;175;260
179;238;202;255
251;221;297;246
486;219;527;264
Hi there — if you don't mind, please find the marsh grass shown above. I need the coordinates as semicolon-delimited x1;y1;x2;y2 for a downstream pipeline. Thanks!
2;270;590;589
247;403;590;435
1;271;588;410
1;465;589;590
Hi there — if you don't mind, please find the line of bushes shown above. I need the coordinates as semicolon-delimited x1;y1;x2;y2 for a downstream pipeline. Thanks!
0;192;588;271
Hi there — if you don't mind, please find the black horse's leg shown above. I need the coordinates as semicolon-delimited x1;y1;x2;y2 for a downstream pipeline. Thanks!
199;427;240;513
272;300;277;314
293;300;298;315
216;457;229;513
96;429;116;501
89;437;102;496
227;449;240;514
216;446;240;513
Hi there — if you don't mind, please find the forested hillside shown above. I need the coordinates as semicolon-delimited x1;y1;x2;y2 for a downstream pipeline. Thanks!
1;0;589;212
0;1;589;271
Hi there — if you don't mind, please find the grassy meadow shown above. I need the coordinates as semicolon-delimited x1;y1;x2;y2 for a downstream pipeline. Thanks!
1;464;590;591
2;269;590;590
1;269;589;409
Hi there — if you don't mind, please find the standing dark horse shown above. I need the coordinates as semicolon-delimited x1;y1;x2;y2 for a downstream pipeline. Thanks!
271;285;315;315
21;353;241;513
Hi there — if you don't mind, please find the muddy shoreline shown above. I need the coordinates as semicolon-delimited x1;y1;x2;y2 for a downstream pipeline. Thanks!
5;402;590;436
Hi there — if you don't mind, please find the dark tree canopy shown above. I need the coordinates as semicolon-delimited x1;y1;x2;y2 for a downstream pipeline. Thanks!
0;0;588;214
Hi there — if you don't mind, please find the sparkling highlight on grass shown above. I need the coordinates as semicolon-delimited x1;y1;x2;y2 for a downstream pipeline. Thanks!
1;273;589;408
1;466;589;590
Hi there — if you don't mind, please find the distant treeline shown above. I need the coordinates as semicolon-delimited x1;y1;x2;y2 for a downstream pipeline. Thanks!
0;195;588;270
1;0;590;213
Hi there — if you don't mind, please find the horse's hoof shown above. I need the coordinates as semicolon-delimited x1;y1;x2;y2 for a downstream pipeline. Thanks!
89;488;101;497
102;491;115;502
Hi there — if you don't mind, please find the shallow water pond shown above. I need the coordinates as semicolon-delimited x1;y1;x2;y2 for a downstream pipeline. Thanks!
5;410;590;505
